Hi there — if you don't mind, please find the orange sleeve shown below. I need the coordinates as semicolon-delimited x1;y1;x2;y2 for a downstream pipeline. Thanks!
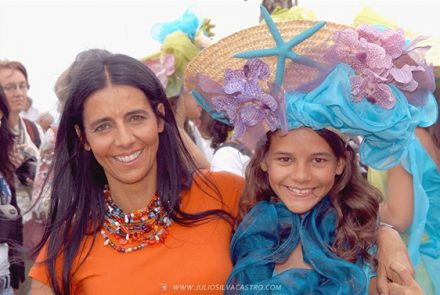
200;169;245;217
29;243;69;291
28;245;52;286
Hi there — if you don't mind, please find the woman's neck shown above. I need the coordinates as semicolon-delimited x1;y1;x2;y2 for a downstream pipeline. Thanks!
107;179;157;212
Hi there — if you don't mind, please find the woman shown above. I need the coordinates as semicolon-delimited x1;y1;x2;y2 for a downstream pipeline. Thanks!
0;87;24;294
29;53;243;294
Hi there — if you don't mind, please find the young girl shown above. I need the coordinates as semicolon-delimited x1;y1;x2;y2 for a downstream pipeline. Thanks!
185;6;435;294
228;127;379;293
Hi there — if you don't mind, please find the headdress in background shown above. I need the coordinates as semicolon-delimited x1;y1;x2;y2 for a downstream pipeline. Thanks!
142;10;215;98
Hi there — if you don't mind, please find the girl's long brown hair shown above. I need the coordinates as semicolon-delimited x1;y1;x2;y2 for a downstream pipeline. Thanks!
241;129;381;265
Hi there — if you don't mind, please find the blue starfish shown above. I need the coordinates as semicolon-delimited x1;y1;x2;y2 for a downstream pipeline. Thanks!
235;5;326;88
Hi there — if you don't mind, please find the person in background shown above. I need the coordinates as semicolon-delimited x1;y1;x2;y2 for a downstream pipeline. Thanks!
189;101;251;177
20;97;39;122
368;72;440;294
0;60;40;225
0;86;24;295
35;112;54;134
143;10;215;168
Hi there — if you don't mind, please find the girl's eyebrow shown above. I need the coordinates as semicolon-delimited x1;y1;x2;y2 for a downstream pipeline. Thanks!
272;151;334;157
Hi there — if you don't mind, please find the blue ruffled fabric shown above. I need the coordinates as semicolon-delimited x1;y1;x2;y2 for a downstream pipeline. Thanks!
227;198;372;294
285;63;437;170
401;138;440;294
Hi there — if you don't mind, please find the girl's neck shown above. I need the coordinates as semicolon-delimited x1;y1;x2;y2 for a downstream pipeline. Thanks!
274;243;312;274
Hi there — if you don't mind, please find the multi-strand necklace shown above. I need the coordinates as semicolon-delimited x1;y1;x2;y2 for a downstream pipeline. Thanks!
100;186;172;253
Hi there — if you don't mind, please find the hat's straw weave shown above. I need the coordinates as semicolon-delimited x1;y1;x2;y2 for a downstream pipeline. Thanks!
185;20;350;88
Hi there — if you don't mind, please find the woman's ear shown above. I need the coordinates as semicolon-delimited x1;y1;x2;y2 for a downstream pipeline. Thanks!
74;124;91;151
157;103;165;133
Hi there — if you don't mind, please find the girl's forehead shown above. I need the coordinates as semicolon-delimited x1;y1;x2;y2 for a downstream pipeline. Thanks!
269;128;334;153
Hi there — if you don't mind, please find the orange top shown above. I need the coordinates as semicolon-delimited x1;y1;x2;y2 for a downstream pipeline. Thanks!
29;170;244;294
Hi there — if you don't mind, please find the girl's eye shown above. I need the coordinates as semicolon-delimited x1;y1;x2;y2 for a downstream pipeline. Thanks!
313;157;327;164
277;157;292;163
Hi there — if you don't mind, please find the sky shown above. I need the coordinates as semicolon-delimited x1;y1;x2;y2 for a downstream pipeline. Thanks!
0;0;438;118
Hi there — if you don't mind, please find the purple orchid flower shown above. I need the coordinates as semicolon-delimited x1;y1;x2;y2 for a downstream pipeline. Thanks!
212;58;279;138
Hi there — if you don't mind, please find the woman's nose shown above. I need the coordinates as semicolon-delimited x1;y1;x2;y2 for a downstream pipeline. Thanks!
115;124;135;147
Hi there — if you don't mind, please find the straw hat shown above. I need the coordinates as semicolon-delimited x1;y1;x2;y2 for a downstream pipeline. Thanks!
185;19;350;90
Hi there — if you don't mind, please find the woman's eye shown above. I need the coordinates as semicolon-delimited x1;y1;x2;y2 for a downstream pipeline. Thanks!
94;123;111;132
130;115;145;122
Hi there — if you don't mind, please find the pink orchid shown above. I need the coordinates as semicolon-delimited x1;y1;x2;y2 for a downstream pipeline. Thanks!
332;25;425;109
351;69;395;109
390;64;425;92
143;54;175;88
356;25;405;59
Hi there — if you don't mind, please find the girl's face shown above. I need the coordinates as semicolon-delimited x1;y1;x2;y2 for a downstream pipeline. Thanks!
81;85;164;192
262;127;346;214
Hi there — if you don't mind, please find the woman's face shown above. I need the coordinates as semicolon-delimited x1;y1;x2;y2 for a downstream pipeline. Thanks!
81;85;164;192
262;127;345;214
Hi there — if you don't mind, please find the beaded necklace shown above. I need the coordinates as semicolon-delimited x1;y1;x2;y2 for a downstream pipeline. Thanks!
100;186;172;253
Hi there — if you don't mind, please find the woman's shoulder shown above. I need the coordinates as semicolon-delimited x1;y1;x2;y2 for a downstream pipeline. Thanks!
193;169;244;189
189;169;244;213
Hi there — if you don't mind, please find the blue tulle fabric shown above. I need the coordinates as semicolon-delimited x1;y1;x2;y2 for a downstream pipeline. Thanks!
401;138;440;294
151;10;199;44
285;63;438;170
227;197;372;294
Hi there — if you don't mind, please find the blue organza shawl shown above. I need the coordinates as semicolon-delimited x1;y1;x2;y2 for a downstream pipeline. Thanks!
227;198;371;294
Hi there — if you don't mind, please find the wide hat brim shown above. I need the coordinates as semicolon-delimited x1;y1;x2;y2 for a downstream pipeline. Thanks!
184;19;351;89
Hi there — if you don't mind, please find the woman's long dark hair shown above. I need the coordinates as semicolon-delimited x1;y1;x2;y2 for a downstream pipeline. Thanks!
34;53;232;295
0;87;15;186
242;128;380;266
